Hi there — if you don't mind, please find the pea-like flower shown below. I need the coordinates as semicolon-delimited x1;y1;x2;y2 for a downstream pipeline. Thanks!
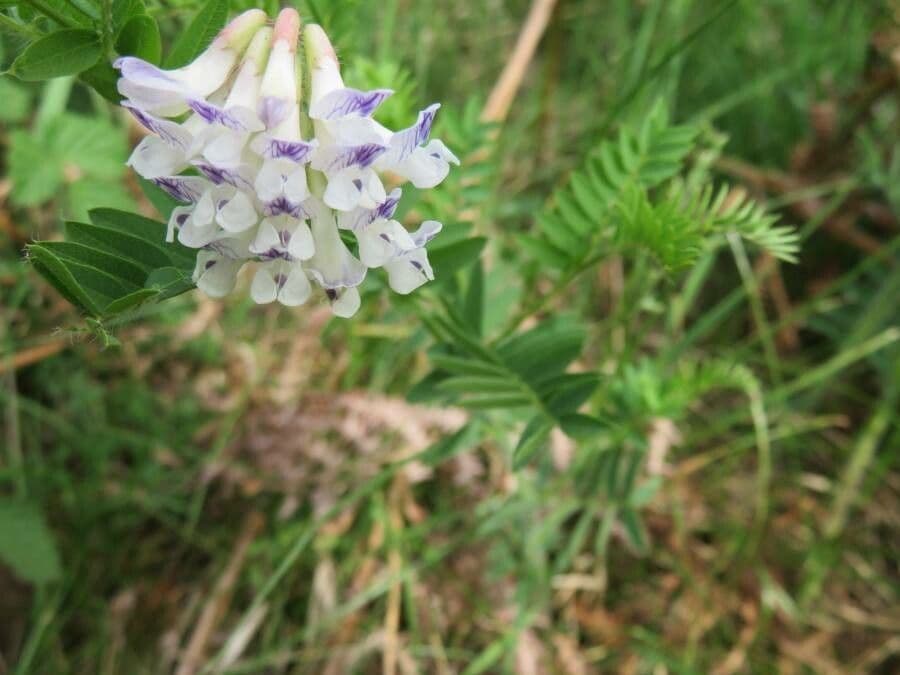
116;8;456;317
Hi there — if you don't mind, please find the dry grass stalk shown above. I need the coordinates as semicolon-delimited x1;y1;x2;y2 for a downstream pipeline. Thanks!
482;0;560;123
175;512;265;675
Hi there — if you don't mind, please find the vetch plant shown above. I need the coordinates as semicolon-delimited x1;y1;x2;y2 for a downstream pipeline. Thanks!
117;8;458;316
15;4;466;329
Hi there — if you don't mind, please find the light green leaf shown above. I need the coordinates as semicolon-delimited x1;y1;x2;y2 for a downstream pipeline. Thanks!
11;29;103;81
67;179;136;222
0;77;31;123
0;500;62;586
8;130;63;206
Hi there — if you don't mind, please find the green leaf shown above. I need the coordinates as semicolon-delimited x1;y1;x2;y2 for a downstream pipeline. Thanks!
67;179;136;222
437;375;521;395
104;288;160;314
456;393;533;410
79;60;121;102
429;236;487;279
497;319;586;382
116;15;161;64
41;240;147;287
50;114;129;180
27;243;104;316
540;372;601;415
11;29;103;81
513;416;553;469
428;353;508;377
619;508;650;555
0;77;31;123
88;208;195;267
418;423;482;466
463;260;484;335
559;413;609;440
112;0;148;31
164;0;228;69
144;266;195;300
0;500;62;585
8;130;63;206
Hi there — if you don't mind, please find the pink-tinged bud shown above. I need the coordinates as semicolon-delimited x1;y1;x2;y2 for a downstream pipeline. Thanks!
216;9;269;51
304;24;344;107
258;8;302;133
272;8;300;48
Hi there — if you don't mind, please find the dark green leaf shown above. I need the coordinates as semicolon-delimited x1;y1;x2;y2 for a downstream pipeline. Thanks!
428;353;508;377
66;221;172;271
418;423;482;466
457;393;533;410
437;375;521;395
619;508;650;555
43;240;147;286
144;267;195;300
27;243;104;316
164;0;228;68
541;372;601;415
497;319;586;382
112;0;148;31
116;15;161;64
513;416;552;469
104;288;160;314
11;29;103;81
559;413;609;440
429;236;486;279
462;260;484;335
79;59;121;102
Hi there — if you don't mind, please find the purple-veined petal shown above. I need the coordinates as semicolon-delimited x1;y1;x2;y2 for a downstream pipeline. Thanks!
309;87;394;120
187;99;263;132
152;176;208;203
122;103;192;149
251;136;316;162
193;160;254;190
381;104;440;165
337;188;402;231
263;196;307;218
312;143;387;173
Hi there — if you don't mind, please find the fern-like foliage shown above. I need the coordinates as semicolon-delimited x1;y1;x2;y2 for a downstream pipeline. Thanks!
674;182;800;263
414;303;602;469
522;102;799;272
519;103;697;270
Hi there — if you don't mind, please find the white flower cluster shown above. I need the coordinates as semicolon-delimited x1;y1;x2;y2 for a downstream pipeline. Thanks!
116;9;458;316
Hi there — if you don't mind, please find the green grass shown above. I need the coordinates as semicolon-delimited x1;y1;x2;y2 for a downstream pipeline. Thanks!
1;0;899;673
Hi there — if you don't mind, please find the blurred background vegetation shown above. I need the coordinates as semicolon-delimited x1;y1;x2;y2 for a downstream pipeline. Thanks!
1;0;899;673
